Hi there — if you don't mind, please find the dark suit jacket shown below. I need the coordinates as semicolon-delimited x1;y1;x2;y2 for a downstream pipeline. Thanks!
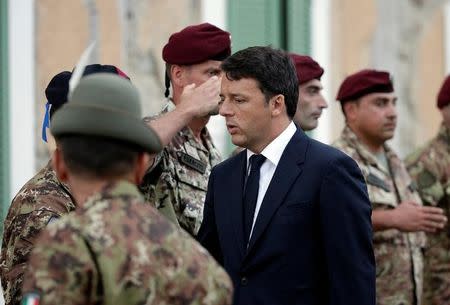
197;129;376;305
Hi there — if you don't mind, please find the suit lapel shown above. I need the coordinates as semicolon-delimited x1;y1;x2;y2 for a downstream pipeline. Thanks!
228;150;248;257
246;129;308;255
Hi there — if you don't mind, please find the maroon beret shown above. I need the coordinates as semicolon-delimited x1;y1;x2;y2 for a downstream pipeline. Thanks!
162;23;231;65
336;69;394;103
437;75;450;109
289;54;324;84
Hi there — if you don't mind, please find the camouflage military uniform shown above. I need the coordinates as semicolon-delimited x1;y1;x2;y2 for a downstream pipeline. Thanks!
22;181;233;305
334;126;426;305
140;101;222;236
406;123;450;305
0;161;75;305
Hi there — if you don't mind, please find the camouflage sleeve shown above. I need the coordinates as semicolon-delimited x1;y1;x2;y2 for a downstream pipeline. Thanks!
140;148;181;229
187;245;233;305
1;208;62;305
21;223;99;305
164;228;233;305
141;115;165;183
406;149;445;206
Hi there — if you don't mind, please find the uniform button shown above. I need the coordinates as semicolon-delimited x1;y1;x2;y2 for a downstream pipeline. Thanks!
241;277;248;286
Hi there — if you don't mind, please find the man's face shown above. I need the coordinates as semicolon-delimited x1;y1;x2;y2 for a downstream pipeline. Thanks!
219;77;274;152
347;92;397;146
441;104;450;128
182;60;222;87
293;79;327;131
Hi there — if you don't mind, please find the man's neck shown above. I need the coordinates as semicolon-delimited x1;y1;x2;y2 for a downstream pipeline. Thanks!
68;175;134;208
443;119;450;130
348;126;384;154
360;140;384;155
188;118;209;140
251;119;292;154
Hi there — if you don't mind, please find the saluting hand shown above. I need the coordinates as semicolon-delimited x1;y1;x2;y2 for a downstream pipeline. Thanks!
178;76;222;118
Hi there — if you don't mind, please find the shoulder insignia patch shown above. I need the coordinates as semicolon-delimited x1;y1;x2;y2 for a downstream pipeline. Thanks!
366;173;391;192
408;181;418;193
417;169;437;189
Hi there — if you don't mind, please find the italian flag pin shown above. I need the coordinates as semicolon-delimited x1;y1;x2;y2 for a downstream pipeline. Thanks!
22;292;40;305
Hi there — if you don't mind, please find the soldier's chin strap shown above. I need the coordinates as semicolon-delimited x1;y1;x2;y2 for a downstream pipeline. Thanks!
41;102;52;142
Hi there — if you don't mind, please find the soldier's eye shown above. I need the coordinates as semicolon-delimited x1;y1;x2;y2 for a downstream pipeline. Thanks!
208;70;220;77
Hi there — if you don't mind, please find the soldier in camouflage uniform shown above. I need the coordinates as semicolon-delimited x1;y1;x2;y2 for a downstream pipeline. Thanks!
333;69;447;305
0;158;75;305
140;23;231;236
1;71;76;305
0;65;130;305
21;73;233;305
405;75;450;305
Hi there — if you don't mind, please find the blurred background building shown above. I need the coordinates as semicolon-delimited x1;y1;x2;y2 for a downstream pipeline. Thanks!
1;0;450;240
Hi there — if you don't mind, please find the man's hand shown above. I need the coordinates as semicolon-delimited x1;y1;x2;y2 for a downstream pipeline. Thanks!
392;201;447;233
144;76;222;149
178;76;222;118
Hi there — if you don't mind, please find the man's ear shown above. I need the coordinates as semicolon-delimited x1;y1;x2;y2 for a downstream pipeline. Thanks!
134;153;150;185
270;94;286;117
52;148;68;182
170;64;186;88
343;101;358;123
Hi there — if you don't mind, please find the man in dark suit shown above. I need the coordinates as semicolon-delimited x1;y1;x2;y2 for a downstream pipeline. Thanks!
197;46;376;305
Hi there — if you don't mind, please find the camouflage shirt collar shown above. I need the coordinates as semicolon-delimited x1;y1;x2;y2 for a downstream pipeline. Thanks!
46;160;75;208
82;180;144;211
341;125;394;172
438;123;450;144
182;126;214;153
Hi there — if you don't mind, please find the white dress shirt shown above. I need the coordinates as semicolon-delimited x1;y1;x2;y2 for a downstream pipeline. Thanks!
246;121;297;239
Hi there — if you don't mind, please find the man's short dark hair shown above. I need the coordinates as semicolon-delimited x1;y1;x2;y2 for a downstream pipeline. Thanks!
56;135;143;179
220;46;299;118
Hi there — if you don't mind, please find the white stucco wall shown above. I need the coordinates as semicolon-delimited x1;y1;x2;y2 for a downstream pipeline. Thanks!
201;0;230;156
9;0;36;200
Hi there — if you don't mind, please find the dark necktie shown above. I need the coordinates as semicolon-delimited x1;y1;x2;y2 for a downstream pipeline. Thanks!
243;154;266;244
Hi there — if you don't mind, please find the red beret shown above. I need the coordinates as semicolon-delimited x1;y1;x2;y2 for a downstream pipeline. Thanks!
289;54;324;84
336;69;394;103
162;23;231;65
437;75;450;109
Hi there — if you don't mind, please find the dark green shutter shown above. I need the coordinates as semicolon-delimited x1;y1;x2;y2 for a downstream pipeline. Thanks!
228;0;311;53
227;0;283;52
1;0;10;235
286;0;311;54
